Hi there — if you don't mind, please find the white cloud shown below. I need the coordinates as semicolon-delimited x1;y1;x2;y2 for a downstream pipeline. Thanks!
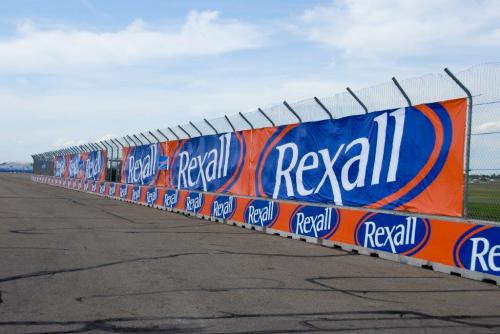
298;0;500;60
0;10;262;74
475;120;500;133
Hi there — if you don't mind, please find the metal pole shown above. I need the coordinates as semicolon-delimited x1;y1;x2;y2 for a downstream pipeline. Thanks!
189;121;203;136
123;136;133;147
258;108;275;127
444;67;473;218
140;132;152;144
314;97;333;120
178;125;192;139
204;118;218;135
283;101;302;123
126;135;138;146
107;140;119;182
157;129;170;141
132;134;144;145
239;112;254;130
148;131;161;143
392;77;412;106
168;127;180;140
225;115;236;132
100;141;112;181
112;139;124;182
346;87;368;114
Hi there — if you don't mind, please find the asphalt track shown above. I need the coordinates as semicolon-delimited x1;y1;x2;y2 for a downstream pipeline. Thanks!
0;174;499;334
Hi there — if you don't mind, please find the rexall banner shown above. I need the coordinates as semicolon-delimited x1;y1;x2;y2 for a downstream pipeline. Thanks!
82;150;107;181
124;98;466;217
66;153;82;178
168;132;247;193
53;155;66;177
254;99;466;216
121;143;168;186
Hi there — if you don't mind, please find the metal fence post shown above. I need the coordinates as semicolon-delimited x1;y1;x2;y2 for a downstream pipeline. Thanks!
314;97;333;119
346;87;368;114
239;112;254;130
283;101;302;123
392;77;412;107
178;125;192;139
133;134;144;145
157;129;170;141
140;132;152;144
204;119;218;135
168;127;180;140
225;115;236;132
189;121;203;136
258;108;275;127
444;68;473;218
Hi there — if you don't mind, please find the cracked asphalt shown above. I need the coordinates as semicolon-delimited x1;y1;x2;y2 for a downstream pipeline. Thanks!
0;174;499;333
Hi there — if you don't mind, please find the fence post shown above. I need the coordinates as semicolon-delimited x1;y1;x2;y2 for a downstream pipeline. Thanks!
225;115;236;132
239;112;254;130
140;132;152;144
392;77;412;106
444;68;473;218
156;129;170;141
133;134;144;145
283;101;302;123
148;131;161;143
314;97;333;119
258;108;275;127
178;125;192;139
204;118;219;135
168;127;180;140
346;87;368;114
189;121;203;136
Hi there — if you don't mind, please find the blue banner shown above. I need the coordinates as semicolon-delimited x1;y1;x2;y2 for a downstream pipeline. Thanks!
122;144;162;185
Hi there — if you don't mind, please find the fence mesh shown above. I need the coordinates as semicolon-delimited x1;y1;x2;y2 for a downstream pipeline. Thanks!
33;63;500;222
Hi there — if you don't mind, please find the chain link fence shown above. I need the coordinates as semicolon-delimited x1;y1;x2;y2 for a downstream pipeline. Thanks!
32;63;500;222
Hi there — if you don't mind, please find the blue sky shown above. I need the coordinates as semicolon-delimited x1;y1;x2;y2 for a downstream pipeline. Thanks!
0;0;499;161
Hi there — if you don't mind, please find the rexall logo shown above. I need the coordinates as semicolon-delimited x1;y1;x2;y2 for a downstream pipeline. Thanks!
171;132;246;193
163;189;179;209
289;205;340;239
146;187;158;206
211;195;236;219
131;186;141;202
99;182;106;195
244;199;279;227
109;183;116;197
454;225;500;276
85;151;105;181
185;192;204;213
123;144;163;185
119;184;128;199
54;156;66;177
354;213;431;255
68;154;81;178
256;104;452;209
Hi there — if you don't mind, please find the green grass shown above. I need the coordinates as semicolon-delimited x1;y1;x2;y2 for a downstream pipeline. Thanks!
468;183;500;221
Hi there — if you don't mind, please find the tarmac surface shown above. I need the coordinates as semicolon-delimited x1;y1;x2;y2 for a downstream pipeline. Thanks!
0;173;499;333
